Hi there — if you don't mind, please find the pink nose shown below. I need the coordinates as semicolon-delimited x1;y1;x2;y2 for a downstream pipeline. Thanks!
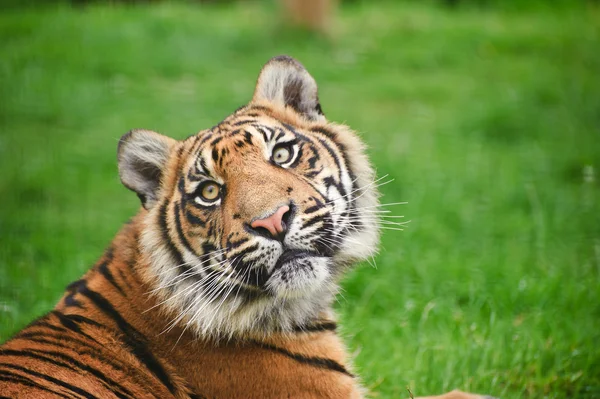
250;205;290;238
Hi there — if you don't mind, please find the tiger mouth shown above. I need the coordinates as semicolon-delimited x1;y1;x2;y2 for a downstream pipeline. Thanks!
273;249;322;270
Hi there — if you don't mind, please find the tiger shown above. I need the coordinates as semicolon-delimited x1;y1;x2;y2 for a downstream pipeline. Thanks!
0;56;495;399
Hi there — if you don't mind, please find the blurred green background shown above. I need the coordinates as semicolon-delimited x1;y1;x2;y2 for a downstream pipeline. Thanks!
1;1;599;397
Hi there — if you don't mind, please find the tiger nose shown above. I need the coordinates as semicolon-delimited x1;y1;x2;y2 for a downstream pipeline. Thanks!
250;205;291;240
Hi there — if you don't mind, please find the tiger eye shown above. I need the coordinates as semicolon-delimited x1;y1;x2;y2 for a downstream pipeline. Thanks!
200;182;220;201
272;146;292;164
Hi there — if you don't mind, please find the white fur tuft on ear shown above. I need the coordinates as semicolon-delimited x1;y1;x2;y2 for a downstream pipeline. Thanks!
117;129;177;208
253;55;325;121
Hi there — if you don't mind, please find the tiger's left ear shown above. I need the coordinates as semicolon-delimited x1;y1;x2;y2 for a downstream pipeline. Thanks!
253;55;325;122
117;129;177;209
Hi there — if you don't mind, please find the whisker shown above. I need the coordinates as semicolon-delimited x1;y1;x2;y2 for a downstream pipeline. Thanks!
322;175;392;206
147;254;231;295
173;264;245;348
147;263;230;315
154;248;228;277
337;201;408;212
161;262;240;336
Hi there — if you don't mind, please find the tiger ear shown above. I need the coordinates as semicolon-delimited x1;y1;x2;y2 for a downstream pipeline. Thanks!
117;129;177;209
253;55;325;122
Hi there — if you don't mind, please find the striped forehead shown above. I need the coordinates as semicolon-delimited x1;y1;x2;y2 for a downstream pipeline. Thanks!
188;122;296;177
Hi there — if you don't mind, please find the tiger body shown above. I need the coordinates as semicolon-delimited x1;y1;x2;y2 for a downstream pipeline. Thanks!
1;217;358;399
1;56;492;399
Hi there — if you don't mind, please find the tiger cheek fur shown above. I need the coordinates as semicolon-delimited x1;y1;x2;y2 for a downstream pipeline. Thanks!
1;56;493;399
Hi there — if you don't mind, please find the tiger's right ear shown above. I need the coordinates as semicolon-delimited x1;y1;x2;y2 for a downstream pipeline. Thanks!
117;129;177;209
253;55;325;122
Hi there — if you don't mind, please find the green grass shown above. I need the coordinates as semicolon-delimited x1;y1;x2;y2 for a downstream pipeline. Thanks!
1;2;599;398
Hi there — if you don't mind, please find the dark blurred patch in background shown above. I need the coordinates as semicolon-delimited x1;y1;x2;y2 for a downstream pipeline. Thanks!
1;0;599;397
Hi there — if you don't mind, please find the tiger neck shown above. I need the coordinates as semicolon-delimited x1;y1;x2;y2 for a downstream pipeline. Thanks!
56;212;337;345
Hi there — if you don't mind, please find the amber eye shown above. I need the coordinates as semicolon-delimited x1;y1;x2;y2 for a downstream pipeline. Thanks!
272;145;293;165
199;181;220;202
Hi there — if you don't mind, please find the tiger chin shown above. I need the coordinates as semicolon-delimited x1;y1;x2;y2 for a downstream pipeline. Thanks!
0;56;495;399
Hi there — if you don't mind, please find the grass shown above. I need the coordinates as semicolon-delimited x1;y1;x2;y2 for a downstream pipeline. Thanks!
1;1;599;397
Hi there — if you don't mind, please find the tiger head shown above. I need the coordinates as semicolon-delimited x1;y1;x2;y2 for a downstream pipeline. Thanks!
117;56;380;338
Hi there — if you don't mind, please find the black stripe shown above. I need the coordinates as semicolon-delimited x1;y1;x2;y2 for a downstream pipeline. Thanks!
185;208;206;227
0;363;97;399
16;336;162;399
210;136;223;146
28;320;66;334
13;337;120;370
187;167;205;182
97;248;126;297
60;313;104;329
305;170;321;179
296;125;348;194
158;200;188;275
17;315;103;351
232;119;255;126
173;202;199;258
198;132;214;146
244;131;253;145
65;279;85;292
293;321;337;333
0;349;75;372
316;137;347;197
289;145;303;169
50;311;100;344
14;334;99;355
251;341;353;377
64;279;85;309
312;126;357;196
51;311;84;332
230;243;259;258
307;150;320;169
255;125;269;143
1;349;134;399
227;237;249;250
199;157;211;176
177;175;188;198
304;204;324;215
292;128;349;198
78;283;176;394
301;214;324;229
0;371;74;399
275;128;286;141
227;128;242;138
311;126;343;149
206;221;215;238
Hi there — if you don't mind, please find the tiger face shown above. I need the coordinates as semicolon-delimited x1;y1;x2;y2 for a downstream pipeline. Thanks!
118;56;380;337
